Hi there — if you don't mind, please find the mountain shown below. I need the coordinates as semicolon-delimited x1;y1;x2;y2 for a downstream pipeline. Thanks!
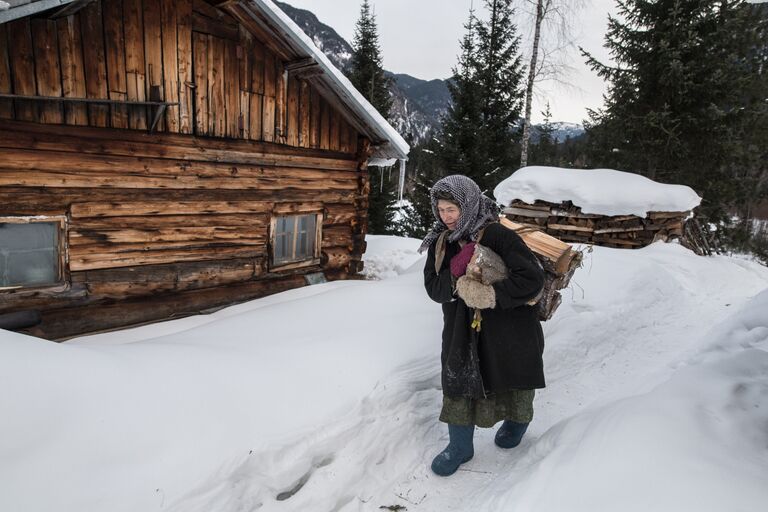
275;1;447;142
275;2;584;145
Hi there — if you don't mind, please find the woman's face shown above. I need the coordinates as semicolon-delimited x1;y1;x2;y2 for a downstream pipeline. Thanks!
437;199;461;231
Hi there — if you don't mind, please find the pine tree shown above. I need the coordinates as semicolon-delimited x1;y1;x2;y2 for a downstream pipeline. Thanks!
534;102;556;166
472;0;526;191
439;9;484;184
582;0;767;227
349;0;397;234
439;0;526;195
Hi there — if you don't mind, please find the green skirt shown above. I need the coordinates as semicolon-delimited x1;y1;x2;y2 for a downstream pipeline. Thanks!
439;389;535;428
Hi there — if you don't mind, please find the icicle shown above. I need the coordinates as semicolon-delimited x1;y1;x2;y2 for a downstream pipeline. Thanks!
398;158;407;202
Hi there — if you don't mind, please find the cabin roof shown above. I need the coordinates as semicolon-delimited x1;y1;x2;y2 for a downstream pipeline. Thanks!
0;0;410;163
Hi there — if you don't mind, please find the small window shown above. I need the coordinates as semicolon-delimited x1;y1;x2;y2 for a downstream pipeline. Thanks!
0;218;65;289
271;213;321;268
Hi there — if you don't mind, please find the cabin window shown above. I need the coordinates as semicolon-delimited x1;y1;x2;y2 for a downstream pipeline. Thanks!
271;213;322;268
0;218;65;289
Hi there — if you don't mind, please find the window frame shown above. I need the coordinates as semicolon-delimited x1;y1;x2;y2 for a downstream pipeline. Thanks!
0;215;68;292
269;207;323;271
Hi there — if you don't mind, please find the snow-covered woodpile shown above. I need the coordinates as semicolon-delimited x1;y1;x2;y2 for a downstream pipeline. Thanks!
494;166;703;251
503;200;688;249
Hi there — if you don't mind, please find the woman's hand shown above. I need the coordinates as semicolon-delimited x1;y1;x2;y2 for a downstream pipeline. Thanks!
450;242;476;278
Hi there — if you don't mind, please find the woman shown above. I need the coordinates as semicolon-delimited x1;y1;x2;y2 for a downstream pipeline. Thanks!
419;175;546;477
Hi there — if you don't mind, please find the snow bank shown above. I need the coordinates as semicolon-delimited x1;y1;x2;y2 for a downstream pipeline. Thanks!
0;2;10;12
494;166;702;217
473;288;768;512
362;234;423;280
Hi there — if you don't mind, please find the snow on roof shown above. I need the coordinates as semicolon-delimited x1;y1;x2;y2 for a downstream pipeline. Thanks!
494;166;702;217
0;0;75;23
248;0;409;162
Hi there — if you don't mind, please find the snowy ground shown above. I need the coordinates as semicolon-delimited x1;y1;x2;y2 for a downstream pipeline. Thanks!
2;236;768;512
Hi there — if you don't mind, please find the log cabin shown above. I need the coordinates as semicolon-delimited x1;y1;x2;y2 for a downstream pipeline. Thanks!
0;0;409;340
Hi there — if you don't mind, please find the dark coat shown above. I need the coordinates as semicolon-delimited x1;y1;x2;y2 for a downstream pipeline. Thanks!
424;222;546;398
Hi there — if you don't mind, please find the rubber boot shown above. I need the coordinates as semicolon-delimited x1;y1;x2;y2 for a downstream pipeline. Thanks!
494;420;529;449
431;424;475;477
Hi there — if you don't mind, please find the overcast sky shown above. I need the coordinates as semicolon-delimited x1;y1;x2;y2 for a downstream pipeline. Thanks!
285;0;619;124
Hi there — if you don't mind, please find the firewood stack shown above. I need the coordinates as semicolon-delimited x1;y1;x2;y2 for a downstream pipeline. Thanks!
503;200;689;249
499;218;582;321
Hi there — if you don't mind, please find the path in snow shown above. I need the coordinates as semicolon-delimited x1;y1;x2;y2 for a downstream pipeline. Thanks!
167;242;768;512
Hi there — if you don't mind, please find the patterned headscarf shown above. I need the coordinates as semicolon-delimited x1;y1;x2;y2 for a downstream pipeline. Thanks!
418;175;500;253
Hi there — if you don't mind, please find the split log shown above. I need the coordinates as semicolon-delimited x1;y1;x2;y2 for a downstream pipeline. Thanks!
500;217;577;275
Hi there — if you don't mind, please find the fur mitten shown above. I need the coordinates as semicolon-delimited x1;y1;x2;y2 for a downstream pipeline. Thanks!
456;275;496;309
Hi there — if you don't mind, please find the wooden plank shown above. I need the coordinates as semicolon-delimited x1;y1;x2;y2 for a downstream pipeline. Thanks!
549;223;594;233
177;0;194;134
0;171;358;191
208;35;226;136
239;27;252;93
143;0;164;130
504;207;550;218
69;244;266;271
239;90;250;138
0;123;359;169
103;0;128;128
275;59;286;143
160;0;180;132
70;226;267;246
262;95;275;142
123;0;147;130
0;24;12;119
252;39;264;94
299;79;310;148
7;19;37;122
79;258;260;299
74;214;270;228
78;263;261;299
30;18;63;124
192;32;208;135
192;0;239;25
339;119;349;153
309;88;320;149
347;125;358;155
320;97;330;150
286;75;299;146
263;49;276;97
1;147;359;179
224;39;240;137
56;15;88;126
0;186;357;213
191;11;239;41
249;92;262;140
329;107;340;152
80;1;109;127
71;201;273;218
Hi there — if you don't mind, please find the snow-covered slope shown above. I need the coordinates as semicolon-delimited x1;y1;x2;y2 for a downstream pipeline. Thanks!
1;239;767;512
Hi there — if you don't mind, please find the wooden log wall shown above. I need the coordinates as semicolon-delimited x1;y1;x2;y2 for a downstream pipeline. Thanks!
0;0;377;340
0;0;359;151
0;119;366;340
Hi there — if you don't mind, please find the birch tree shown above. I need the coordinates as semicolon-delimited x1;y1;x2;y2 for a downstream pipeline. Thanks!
519;0;586;168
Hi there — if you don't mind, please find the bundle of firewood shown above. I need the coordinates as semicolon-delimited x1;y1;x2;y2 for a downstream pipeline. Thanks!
504;200;689;249
499;217;582;321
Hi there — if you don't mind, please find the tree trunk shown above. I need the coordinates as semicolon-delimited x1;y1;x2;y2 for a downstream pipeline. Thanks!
520;0;546;169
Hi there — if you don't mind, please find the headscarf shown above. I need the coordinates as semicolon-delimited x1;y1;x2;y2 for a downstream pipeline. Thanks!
418;175;500;253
